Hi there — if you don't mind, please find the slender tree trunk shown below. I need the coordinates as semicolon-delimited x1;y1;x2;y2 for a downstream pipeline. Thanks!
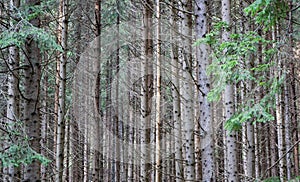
275;46;285;182
223;87;238;181
269;120;278;177
245;94;255;180
54;23;60;159
291;64;299;178
254;123;262;178
71;1;82;180
4;1;20;181
64;117;70;181
76;70;86;182
155;0;162;181
279;17;293;180
284;71;292;180
172;48;184;182
290;61;299;178
140;1;153;181
194;86;201;181
243;3;255;178
83;61;91;182
288;0;298;178
127;49;135;182
180;0;195;180
41;66;49;182
221;0;239;181
241;77;248;180
115;1;121;180
276;83;285;182
255;27;264;179
171;2;183;181
195;0;215;181
106;57;113;182
56;0;68;181
212;96;224;180
91;0;102;181
23;0;42;181
244;78;255;176
134;88;140;182
272;25;285;181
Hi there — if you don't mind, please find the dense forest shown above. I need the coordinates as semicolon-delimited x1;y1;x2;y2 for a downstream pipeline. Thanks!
0;0;300;181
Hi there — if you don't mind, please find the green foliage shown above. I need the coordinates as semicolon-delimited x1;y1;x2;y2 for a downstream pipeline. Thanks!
262;177;281;182
0;0;62;52
0;24;62;52
0;121;51;167
0;144;51;167
102;0;131;26
198;23;275;100
261;175;300;181
24;5;43;21
289;176;300;181
225;75;283;131
244;0;288;31
225;98;274;131
195;22;280;131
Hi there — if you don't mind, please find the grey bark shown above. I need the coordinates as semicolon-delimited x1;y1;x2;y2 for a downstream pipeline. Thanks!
179;0;195;180
4;1;20;181
221;0;239;181
155;0;162;181
91;0;102;181
195;0;215;181
23;0;42;181
55;0;68;181
171;2;183;181
140;1;153;181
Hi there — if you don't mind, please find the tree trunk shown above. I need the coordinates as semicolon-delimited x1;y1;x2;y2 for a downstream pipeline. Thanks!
243;2;255;179
276;84;285;182
115;1;121;180
83;60;91;182
140;1;153;181
195;0;215;181
105;56;113;182
41;65;49;182
288;0;298;178
91;0;102;181
180;0;195;180
4;1;20;181
56;0;68;181
71;1;83;180
275;53;285;182
221;0;239;181
23;0;42;181
284;72;292;180
246;125;255;179
127;45;135;182
171;2;183;181
155;0;162;181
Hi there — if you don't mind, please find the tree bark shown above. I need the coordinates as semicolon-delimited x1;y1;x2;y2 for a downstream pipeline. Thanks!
195;0;215;181
288;0;298;178
155;0;162;181
179;0;195;180
4;1;20;181
170;2;183;181
91;0;102;181
23;0;42;181
275;48;285;182
70;1;83;180
221;0;239;181
140;1;153;181
55;0;68;181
